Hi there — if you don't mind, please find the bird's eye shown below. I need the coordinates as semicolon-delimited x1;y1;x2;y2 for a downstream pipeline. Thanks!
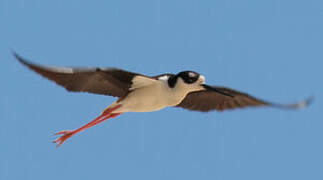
188;72;196;78
177;71;200;84
185;72;199;83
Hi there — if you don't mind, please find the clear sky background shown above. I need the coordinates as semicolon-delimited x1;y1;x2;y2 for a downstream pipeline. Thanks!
1;0;322;179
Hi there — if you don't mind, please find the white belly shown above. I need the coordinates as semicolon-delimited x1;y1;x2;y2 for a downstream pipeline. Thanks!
114;83;188;113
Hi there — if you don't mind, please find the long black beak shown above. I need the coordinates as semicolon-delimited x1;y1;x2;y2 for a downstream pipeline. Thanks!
201;84;234;97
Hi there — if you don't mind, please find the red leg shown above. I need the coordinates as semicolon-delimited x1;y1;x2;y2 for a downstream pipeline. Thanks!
53;105;122;147
91;113;122;126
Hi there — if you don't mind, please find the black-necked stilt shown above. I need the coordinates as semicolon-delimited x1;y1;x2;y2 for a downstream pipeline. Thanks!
14;53;312;147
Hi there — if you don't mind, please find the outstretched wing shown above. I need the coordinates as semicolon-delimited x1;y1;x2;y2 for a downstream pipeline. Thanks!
14;53;145;97
176;85;313;112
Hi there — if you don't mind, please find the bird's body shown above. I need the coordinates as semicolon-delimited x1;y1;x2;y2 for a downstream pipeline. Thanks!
114;75;205;113
13;53;312;147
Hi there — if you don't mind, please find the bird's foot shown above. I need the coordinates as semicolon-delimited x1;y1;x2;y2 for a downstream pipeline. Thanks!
53;130;75;147
52;104;123;148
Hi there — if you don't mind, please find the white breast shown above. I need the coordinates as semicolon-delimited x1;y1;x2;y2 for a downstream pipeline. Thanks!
114;75;189;113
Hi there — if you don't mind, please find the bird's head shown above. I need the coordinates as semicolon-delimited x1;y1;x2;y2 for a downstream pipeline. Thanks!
177;71;205;84
168;71;206;92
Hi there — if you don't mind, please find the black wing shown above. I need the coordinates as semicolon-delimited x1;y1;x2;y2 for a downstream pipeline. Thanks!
176;85;313;112
14;53;143;97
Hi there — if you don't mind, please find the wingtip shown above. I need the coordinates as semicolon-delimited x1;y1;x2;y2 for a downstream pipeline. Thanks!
11;51;19;60
278;95;314;110
12;51;26;63
297;95;314;109
12;51;35;68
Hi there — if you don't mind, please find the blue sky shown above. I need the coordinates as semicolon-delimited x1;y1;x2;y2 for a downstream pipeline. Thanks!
1;0;322;179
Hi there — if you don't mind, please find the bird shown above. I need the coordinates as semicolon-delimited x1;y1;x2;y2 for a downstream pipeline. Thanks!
13;53;313;147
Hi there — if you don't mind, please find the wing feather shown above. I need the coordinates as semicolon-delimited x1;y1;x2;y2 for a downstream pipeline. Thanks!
176;85;312;112
14;53;143;97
